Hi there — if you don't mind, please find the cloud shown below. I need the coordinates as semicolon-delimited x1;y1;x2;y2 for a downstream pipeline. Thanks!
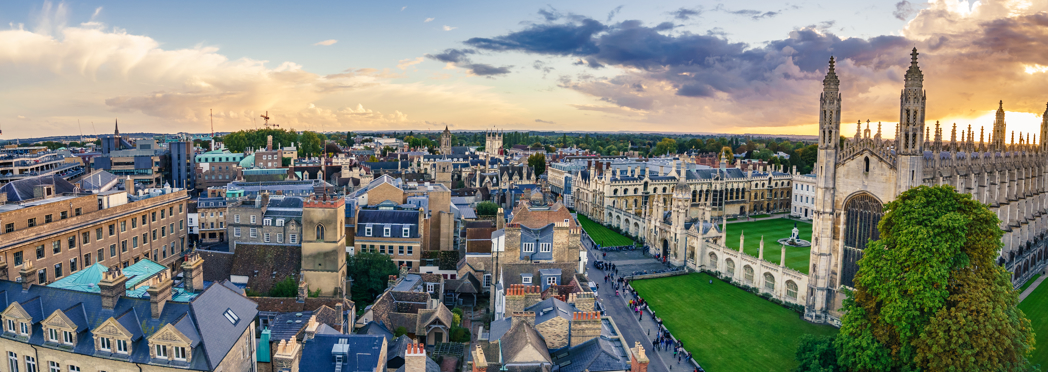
710;4;793;20
424;48;512;76
401;6;407;11
535;119;555;124
397;57;424;70
313;39;338;46
607;6;623;22
533;60;553;77
456;1;1048;133
538;7;560;21
893;1;917;21
669;7;701;20
443;25;457;31
91;6;102;19
424;17;434;23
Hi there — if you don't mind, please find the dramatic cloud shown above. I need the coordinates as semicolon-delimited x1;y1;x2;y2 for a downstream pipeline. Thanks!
424;48;512;76
313;39;338;46
458;0;1048;134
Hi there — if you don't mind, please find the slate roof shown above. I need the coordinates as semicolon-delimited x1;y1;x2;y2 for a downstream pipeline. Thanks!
394;356;441;372
525;297;574;326
269;311;313;341
197;250;235;283
0;174;78;202
298;333;386;372
500;262;579;287
509;202;577;229
500;320;552;364
356;209;421;238
550;336;631;372
0;278;256;371
445;272;481;294
253;297;352;313
358;321;394;343
77;169;121;191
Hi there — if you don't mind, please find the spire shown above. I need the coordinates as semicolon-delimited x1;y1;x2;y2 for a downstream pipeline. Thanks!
823;56;840;91
114;119;120;136
904;47;924;87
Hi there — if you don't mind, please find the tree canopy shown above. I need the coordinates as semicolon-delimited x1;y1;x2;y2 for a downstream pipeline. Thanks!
833;185;1035;371
528;153;546;177
346;251;400;314
219;128;299;153
476;201;499;216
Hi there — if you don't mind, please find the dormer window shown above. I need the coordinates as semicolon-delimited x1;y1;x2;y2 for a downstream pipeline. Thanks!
402;227;410;237
117;339;128;354
174;346;186;361
522;243;535;253
276;219;285;227
154;344;168;359
263;218;272;226
540;243;552;253
19;323;28;336
63;331;73;345
99;337;111;351
383;226;391;237
48;328;59;343
5;319;13;333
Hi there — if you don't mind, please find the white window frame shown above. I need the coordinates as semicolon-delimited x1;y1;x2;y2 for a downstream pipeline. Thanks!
289;234;298;244
48;361;59;372
539;243;552;253
426;283;435;293
383;226;391;237
364;226;372;236
7;352;16;372
24;356;36;372
234;214;240;223
263;233;270;243
48;328;58;343
277;233;284;243
547;277;557;285
522;243;535;253
155;344;168;359
6;319;14;333
402;227;410;237
233;227;241;237
263;218;272;226
116;339;128;354
174;346;186;361
250;215;257;224
522;276;532;284
67;365;79;372
276;219;285;227
62;330;73;345
99;337;111;351
249;228;257;238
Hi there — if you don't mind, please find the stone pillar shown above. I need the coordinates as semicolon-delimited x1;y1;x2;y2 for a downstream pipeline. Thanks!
180;253;204;293
18;262;35;291
99;267;128;310
147;271;173;319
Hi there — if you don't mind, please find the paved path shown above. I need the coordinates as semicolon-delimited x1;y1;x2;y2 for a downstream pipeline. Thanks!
588;248;675;372
1020;274;1046;302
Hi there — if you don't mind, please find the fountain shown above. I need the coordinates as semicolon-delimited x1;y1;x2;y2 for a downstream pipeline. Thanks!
777;222;811;247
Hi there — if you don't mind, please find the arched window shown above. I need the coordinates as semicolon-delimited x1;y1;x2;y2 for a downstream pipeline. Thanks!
613;189;618;195
661;187;667;193
786;281;798;300
744;266;754;284
841;193;885;288
864;156;870;172
315;224;325;241
763;273;775;291
708;252;718;268
725;259;735;276
633;188;638;194
691;190;697;203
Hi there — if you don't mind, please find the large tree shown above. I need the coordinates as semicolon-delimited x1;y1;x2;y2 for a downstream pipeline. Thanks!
834;185;1034;371
346;251;399;313
299;131;323;157
528;153;546;177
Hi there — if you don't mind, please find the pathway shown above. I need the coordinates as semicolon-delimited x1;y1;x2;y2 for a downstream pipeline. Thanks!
1020;274;1046;302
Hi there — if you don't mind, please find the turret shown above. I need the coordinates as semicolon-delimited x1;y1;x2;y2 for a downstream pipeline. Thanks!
993;100;1007;151
896;48;926;192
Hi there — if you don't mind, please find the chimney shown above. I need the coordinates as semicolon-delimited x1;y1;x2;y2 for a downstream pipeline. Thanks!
18;262;36;291
273;339;302;372
267;135;274;151
180;253;204;293
304;315;320;341
124;177;134;196
523;285;542;308
570;311;601;346
335;302;345;333
510;311;535;327
33;184;54;200
504;285;526;315
471;344;488;372
296;277;308;303
99;267;128;310
629;342;649;372
147;271;173;318
570;292;596;312
405;342;427;372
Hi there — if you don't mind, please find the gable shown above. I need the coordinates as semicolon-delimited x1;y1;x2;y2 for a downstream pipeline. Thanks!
149;324;192;345
93;317;133;339
42;310;76;331
2;302;31;322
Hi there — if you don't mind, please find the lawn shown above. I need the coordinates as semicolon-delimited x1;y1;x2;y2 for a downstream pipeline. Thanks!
633;273;837;372
1020;273;1042;293
576;213;636;247
1019;279;1048;367
725;218;813;274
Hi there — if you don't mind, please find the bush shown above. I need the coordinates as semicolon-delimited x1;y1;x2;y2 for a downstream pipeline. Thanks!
269;277;298;298
394;326;408;337
450;326;471;342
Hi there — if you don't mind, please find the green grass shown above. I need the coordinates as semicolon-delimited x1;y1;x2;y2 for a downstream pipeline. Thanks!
1019;273;1042;293
576;214;636;247
748;214;772;219
1019;278;1048;367
725;219;813;274
633;273;837;372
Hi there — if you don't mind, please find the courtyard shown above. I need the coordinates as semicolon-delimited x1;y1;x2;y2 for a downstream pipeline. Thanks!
725;218;813;274
1019;281;1048;367
632;273;838;372
577;213;636;247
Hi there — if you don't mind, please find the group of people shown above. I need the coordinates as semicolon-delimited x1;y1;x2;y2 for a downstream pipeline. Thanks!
593;251;705;372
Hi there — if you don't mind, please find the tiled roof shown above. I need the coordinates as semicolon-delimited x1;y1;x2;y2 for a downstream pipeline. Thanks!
509;202;576;229
229;244;301;294
0;174;78;202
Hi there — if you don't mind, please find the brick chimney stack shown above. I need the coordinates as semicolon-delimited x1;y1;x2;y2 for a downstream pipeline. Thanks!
147;271;173;318
630;342;649;372
99;267;128;310
18;261;36;291
405;342;427;372
570;311;602;346
273;339;302;372
472;344;488;372
180;253;204;293
510;311;535;327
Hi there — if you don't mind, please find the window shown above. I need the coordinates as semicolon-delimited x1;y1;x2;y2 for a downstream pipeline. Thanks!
36;245;45;259
364;226;372;236
522;243;535;253
4;223;13;233
52;241;61;254
383;226;390;237
316;225;325;240
379;246;386;254
249;228;257;238
141;215;147;226
276;219;285;227
84;253;92;266
67;366;79;372
223;309;240;324
263;218;272;226
290;234;298;244
20;322;28;335
81;232;89;245
132;236;138;248
48;361;59;372
37;269;46;284
539;243;552;253
108;224;115;236
132;218;137;229
277;233;284;243
116;339;128;354
24;356;36;372
28;218;36;228
63;330;73;345
233;227;241;237
8;351;16;372
60;211;67;220
174;346;186;361
160;209;165;219
264;233;270;243
120;221;126;232
152;230;157;240
14;252;22;266
5;319;14;333
95;228;103;240
178;204;183;214
161;226;166;237
54;263;62;278
399;246;404;255
250;215;256;224
522;276;532;284
426;283;435;293
69;258;77;272
407;246;413;255
234;214;240;223
154;344;168;359
151;212;156;222
45;215;53;224
547;277;557;285
121;240;127;253
484;274;492;287
403;227;410;237
109;244;116;258
48;328;58;342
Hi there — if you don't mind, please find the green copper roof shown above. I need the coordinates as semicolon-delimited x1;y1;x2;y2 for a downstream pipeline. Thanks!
48;259;167;293
239;154;255;168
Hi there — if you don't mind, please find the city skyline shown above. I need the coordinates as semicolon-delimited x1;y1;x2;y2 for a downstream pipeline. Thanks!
0;0;1046;140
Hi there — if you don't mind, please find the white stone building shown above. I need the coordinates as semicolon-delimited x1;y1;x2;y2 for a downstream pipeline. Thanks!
790;173;816;220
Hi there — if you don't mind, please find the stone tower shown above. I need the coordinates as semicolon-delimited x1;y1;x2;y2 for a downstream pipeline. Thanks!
806;56;842;324
301;196;347;297
486;129;503;155
670;176;690;265
993;101;1008;151
440;125;452;155
896;48;926;192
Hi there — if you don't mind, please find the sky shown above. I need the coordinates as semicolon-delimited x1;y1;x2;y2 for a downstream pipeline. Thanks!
0;0;1046;140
